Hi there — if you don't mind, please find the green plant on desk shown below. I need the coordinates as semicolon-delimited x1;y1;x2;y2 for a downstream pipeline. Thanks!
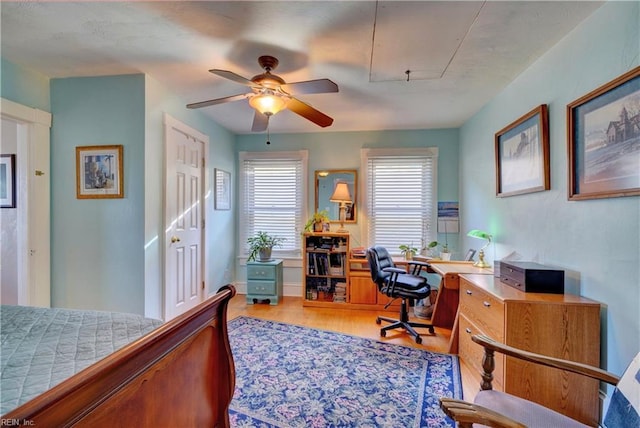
399;243;418;260
428;240;450;260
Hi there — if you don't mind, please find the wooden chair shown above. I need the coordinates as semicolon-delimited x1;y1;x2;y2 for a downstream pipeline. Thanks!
440;334;639;428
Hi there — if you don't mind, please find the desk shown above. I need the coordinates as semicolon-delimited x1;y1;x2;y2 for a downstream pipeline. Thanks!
418;259;493;353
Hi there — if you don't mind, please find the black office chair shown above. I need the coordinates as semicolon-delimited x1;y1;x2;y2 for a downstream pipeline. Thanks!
366;246;435;344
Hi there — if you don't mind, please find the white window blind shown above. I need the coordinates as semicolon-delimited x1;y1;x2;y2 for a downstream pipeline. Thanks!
362;148;438;254
239;151;308;258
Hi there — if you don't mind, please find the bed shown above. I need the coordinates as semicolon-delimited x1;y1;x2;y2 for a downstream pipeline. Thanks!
1;285;236;427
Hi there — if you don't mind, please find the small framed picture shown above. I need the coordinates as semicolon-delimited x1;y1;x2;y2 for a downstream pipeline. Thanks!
214;168;231;210
76;145;124;199
495;104;550;197
1;154;17;208
567;66;640;200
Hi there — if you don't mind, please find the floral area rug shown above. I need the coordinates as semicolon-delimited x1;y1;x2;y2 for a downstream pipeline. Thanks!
227;316;462;427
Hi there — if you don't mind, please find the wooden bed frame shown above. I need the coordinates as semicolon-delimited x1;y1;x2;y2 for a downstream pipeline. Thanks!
3;285;236;427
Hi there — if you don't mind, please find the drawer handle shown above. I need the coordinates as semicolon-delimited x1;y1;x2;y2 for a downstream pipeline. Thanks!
483;301;491;307
466;290;472;295
465;328;472;334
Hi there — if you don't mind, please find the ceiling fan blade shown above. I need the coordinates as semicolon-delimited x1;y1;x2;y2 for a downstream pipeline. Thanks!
209;69;258;87
287;97;334;128
186;93;248;109
251;111;269;132
281;79;339;95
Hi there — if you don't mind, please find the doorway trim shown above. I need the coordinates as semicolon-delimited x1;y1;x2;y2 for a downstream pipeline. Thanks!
1;97;52;307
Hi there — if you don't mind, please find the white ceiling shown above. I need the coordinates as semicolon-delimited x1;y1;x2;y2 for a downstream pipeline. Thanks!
1;1;603;135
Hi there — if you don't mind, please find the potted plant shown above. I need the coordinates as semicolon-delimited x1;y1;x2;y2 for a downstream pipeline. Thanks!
428;240;451;260
399;243;418;260
247;231;286;262
304;210;330;232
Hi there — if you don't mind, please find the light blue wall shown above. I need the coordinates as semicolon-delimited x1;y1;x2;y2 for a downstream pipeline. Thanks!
1;57;50;111
3;58;237;317
459;0;639;383
50;75;146;314
235;128;459;284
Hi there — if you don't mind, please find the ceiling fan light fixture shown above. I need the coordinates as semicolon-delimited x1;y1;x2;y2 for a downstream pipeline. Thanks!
249;93;287;116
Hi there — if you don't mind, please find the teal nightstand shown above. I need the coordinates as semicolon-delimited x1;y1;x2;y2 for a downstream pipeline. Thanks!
246;259;283;305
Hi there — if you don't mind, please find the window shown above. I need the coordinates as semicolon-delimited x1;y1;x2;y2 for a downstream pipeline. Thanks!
239;150;308;258
361;148;438;254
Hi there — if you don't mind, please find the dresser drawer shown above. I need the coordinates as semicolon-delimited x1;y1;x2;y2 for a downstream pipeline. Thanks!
460;280;505;341
247;280;276;296
247;264;276;280
459;314;504;391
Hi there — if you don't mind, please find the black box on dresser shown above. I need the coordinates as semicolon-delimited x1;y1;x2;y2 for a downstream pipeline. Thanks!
500;261;564;294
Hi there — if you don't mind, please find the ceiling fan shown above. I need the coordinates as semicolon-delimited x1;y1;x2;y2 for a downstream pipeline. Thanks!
187;55;339;132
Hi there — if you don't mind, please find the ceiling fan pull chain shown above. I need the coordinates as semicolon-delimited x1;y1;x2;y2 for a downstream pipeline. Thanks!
266;120;271;145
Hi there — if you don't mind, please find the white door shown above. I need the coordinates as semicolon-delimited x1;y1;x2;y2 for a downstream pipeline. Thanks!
0;98;51;307
164;116;208;321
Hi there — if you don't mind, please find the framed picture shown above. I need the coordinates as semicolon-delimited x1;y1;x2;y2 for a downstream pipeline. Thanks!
0;154;16;208
214;168;231;210
495;104;550;197
76;145;123;199
567;66;640;200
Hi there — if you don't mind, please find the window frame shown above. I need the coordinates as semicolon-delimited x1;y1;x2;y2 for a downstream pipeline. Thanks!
360;147;438;255
238;150;309;260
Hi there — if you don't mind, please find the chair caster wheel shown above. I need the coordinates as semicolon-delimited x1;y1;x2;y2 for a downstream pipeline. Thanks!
415;336;422;344
380;330;386;337
428;327;435;334
252;299;258;304
376;317;382;325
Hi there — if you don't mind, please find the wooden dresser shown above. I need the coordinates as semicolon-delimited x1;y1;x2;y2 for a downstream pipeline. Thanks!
458;274;601;426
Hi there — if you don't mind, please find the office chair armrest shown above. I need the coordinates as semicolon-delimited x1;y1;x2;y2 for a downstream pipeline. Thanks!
407;260;430;275
381;267;405;295
472;334;620;386
439;398;526;428
382;267;408;274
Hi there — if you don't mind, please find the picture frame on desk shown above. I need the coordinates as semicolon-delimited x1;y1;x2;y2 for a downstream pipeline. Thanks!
567;66;640;200
495;104;550;197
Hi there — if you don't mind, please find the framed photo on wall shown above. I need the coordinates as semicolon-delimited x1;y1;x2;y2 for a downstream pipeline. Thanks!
0;154;16;208
214;168;231;210
495;104;550;197
567;66;640;200
76;145;124;199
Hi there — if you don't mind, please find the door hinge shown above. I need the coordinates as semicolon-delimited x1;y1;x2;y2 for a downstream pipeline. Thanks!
201;219;205;229
202;158;205;168
202;281;205;290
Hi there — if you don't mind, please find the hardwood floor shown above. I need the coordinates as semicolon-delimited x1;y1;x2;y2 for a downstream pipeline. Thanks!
227;293;478;401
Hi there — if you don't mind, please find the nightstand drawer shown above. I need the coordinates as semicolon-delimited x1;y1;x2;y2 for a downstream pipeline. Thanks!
247;280;276;295
247;264;276;280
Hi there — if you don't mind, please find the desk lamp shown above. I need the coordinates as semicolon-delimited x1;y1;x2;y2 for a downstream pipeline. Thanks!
330;182;352;233
467;229;492;268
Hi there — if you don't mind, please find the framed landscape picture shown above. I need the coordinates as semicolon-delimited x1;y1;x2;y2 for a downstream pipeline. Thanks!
495;104;550;197
76;145;124;199
568;66;640;200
